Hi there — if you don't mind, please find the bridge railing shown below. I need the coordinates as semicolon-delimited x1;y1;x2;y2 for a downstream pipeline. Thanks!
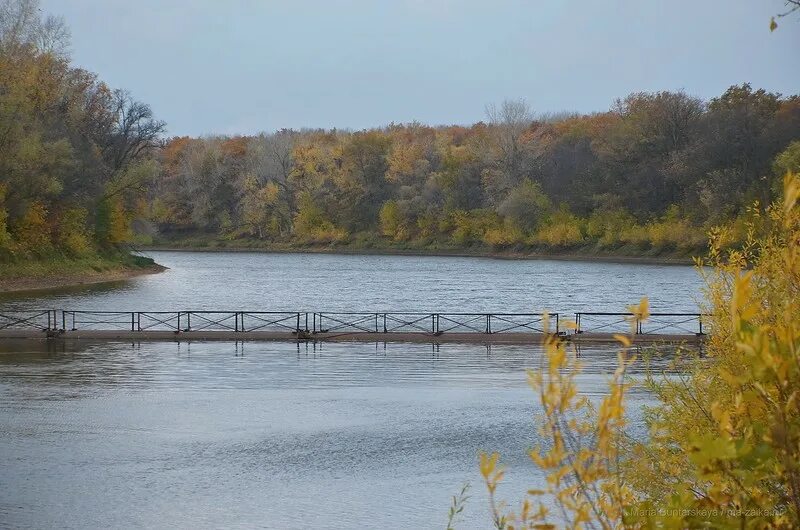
63;311;181;331
0;309;57;331
312;312;558;334
62;311;304;332
573;312;708;335
13;310;706;336
238;312;302;332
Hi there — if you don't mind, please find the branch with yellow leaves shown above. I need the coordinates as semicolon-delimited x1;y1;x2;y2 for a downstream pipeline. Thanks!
770;0;800;30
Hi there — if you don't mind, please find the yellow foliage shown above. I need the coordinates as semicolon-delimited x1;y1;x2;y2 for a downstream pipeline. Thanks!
386;142;427;184
416;212;439;238
535;212;584;247
615;207;707;251
57;207;92;256
483;218;524;247
586;208;636;247
626;170;800;527
379;200;409;241
13;201;51;255
106;198;130;244
449;209;503;246
241;176;287;239
479;173;800;528
293;193;348;244
480;309;641;528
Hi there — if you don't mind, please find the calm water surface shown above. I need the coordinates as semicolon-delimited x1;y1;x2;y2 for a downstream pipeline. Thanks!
0;250;703;312
0;252;702;528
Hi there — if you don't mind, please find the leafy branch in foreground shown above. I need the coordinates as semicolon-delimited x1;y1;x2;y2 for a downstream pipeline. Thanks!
479;307;644;529
446;482;471;530
475;171;800;528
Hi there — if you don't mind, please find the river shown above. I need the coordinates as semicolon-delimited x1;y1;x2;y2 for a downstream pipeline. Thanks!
0;250;704;312
0;251;703;529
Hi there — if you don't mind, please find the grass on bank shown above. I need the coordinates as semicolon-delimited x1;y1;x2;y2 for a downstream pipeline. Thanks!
0;252;158;280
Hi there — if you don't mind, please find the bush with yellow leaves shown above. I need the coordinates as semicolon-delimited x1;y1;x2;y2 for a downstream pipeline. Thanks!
476;171;800;528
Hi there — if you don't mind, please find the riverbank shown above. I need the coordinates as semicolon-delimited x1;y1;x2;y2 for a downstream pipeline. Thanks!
0;255;167;294
141;242;699;266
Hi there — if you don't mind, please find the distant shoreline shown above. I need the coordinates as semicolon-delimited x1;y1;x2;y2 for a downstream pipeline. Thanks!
139;244;698;266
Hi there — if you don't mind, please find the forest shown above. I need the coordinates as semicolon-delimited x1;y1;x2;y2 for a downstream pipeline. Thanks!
150;89;800;257
1;0;800;271
0;0;163;277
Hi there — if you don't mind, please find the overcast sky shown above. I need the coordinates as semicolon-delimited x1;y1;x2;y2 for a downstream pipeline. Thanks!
41;0;800;137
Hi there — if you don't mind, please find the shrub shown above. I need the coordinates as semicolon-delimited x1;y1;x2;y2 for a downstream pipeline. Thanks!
476;171;800;528
534;210;584;247
586;208;637;248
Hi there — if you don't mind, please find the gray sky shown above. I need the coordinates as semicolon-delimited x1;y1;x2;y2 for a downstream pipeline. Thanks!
41;0;800;137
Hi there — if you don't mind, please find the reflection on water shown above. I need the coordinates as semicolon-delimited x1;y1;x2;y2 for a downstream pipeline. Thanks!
0;340;692;529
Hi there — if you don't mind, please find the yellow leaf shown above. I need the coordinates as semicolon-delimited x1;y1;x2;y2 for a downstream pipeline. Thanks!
614;334;632;347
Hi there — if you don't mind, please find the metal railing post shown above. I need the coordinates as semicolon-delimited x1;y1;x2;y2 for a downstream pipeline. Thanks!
131;312;135;332
137;312;141;331
383;314;387;333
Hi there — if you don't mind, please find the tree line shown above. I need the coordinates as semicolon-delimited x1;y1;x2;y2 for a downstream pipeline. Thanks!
1;0;799;263
151;88;800;255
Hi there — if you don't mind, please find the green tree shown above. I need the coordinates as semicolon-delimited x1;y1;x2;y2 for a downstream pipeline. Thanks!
497;179;552;231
